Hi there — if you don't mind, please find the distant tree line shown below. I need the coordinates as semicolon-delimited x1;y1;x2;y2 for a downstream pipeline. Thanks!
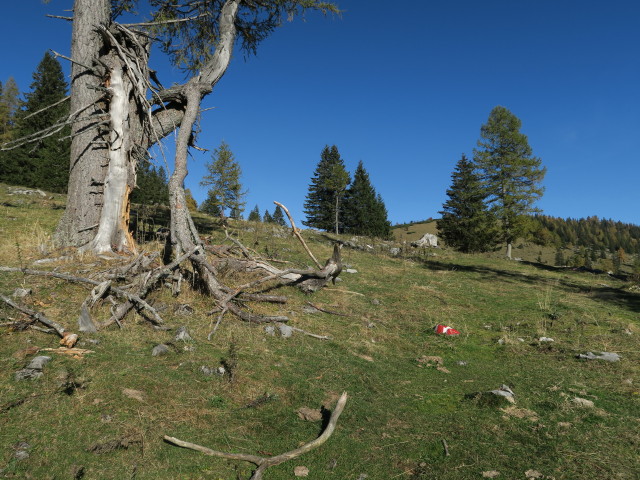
532;215;640;255
303;145;392;239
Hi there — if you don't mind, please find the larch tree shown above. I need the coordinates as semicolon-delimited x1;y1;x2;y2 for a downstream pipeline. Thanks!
26;0;338;256
473;106;546;259
0;77;21;183
437;154;497;253
303;145;350;234
199;141;246;218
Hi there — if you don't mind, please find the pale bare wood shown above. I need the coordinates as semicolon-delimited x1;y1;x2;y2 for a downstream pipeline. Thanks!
164;392;347;480
273;201;322;269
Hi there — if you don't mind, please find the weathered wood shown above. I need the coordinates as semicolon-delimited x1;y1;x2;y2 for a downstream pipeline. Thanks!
164;392;347;480
0;294;66;337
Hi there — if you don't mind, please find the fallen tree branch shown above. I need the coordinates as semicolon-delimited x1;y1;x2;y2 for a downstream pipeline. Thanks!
0;267;164;326
0;294;66;337
284;324;332;341
274;201;322;270
164;391;347;480
306;301;349;317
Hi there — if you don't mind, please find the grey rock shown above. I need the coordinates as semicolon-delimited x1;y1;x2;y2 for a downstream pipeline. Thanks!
539;336;554;342
13;441;31;460
278;324;294;338
15;356;51;380
302;306;319;314
13;288;32;298
389;247;401;256
264;325;276;336
28;356;51;370
174;326;193;342
577;351;621;362
456;361;468;366
345;268;358;274
411;233;438;248
371;298;381;306
152;344;170;356
200;366;214;376
216;366;226;376
489;384;515;403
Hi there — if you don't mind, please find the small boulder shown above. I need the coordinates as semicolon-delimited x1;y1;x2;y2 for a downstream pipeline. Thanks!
13;288;32;298
278;324;293;338
577;351;620;362
174;326;193;342
152;344;170;356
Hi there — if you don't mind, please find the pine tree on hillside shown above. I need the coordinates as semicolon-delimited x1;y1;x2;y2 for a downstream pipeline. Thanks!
437;154;497;252
474;106;546;259
272;204;287;226
199;141;246;218
263;209;273;223
303;145;350;233
13;53;71;192
342;160;391;238
248;205;261;222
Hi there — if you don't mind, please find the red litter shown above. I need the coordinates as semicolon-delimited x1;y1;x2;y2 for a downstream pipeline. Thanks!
434;324;460;335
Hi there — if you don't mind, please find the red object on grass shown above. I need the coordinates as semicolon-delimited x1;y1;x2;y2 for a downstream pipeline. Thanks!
434;324;460;335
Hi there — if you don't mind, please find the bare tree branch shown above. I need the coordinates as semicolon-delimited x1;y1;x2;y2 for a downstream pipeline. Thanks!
274;201;322;269
164;392;348;480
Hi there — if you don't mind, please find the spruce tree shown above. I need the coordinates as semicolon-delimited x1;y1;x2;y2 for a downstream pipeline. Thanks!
132;162;169;205
272;205;287;226
248;205;261;222
199;191;222;216
14;53;70;192
437;154;497;253
474;106;546;259
199;141;246;218
303;145;350;233
263;209;273;223
343;160;391;238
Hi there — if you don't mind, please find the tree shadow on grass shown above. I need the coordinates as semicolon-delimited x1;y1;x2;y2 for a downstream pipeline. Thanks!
419;259;640;314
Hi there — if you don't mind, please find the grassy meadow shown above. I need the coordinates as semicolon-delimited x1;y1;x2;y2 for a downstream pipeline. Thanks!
1;184;639;479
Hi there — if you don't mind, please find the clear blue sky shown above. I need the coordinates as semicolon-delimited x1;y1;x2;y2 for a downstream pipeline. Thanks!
2;1;639;226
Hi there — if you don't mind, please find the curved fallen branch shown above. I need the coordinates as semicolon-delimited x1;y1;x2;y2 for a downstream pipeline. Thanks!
164;391;347;480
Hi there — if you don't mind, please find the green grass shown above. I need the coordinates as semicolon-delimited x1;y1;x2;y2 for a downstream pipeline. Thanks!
1;184;639;479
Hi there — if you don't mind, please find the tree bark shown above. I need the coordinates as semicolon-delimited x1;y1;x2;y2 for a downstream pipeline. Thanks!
54;0;112;249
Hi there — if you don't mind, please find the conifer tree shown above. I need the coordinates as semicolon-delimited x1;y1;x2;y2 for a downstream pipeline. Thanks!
0;77;22;185
184;189;198;212
474;106;546;259
131;162;169;205
199;191;222;217
248;205;261;222
437;154;497;252
272;204;287;226
303;145;350;233
199;141;246;218
263;209;273;223
343;160;391;238
13;53;70;192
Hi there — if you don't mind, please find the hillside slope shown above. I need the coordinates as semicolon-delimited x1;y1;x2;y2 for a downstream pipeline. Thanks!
1;185;639;479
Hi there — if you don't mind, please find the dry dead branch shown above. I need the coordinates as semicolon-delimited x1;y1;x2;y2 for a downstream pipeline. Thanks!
164;391;347;480
0;294;67;337
274;201;322;269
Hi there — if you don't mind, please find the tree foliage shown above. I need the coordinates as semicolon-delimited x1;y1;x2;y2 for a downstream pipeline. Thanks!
272;204;287;226
303;145;350;233
199;141;246;218
342;160;391;238
131;162;169;205
437;154;497;252
247;204;261;222
1;57;71;193
473;106;546;257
